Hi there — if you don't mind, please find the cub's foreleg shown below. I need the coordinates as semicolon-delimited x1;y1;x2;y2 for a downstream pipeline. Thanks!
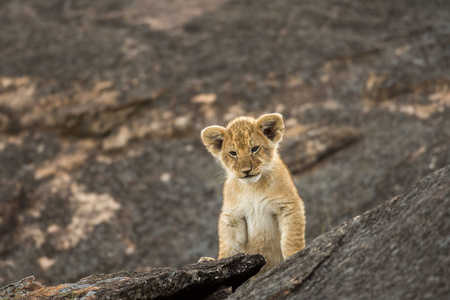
278;201;305;259
218;211;247;259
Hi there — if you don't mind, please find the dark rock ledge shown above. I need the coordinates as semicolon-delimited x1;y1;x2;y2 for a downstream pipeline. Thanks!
0;253;265;299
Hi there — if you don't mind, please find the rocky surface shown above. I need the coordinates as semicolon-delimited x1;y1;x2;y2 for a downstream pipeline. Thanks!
0;0;449;288
0;253;264;299
231;166;450;300
0;181;27;256
2;166;448;299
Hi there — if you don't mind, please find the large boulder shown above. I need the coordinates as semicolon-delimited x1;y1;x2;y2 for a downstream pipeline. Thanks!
232;165;450;299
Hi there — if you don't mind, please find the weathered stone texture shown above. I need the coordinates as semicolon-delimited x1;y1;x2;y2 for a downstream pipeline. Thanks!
0;253;265;299
0;0;449;289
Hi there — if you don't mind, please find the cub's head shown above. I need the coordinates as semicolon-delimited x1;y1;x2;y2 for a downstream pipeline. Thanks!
201;113;284;183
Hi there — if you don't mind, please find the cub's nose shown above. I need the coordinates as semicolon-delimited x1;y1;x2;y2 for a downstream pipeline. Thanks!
240;166;253;175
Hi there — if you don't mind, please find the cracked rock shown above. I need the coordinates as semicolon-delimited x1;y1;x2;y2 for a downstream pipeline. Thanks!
0;253;265;299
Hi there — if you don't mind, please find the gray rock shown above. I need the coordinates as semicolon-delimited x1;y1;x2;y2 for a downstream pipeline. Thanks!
0;0;449;288
0;181;27;255
231;166;450;300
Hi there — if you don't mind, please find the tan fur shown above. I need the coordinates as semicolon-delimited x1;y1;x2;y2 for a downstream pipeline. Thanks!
200;113;305;272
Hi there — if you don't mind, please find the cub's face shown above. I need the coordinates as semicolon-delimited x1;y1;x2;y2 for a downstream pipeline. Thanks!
201;113;284;183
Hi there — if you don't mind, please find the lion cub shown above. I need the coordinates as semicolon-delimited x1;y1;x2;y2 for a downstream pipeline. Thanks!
200;113;305;272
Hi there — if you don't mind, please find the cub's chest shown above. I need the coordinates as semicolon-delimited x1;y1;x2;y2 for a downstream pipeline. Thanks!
236;193;279;237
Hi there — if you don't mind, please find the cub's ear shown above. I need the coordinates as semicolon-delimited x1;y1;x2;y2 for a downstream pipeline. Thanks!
256;113;284;144
201;125;226;156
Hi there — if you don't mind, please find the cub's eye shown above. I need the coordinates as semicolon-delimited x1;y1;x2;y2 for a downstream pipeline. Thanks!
229;151;237;157
251;146;260;153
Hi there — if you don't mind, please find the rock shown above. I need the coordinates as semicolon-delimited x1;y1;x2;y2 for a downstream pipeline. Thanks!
373;140;450;210
0;253;265;299
4;167;448;300
0;105;20;133
231;166;450;299
0;276;44;298
57;96;156;137
1;0;449;289
0;181;27;255
283;126;362;174
204;286;232;300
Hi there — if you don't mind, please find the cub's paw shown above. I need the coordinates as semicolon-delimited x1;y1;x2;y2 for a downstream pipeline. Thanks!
198;257;216;263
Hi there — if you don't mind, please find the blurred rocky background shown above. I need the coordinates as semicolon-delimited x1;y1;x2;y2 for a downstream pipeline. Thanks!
0;0;449;287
